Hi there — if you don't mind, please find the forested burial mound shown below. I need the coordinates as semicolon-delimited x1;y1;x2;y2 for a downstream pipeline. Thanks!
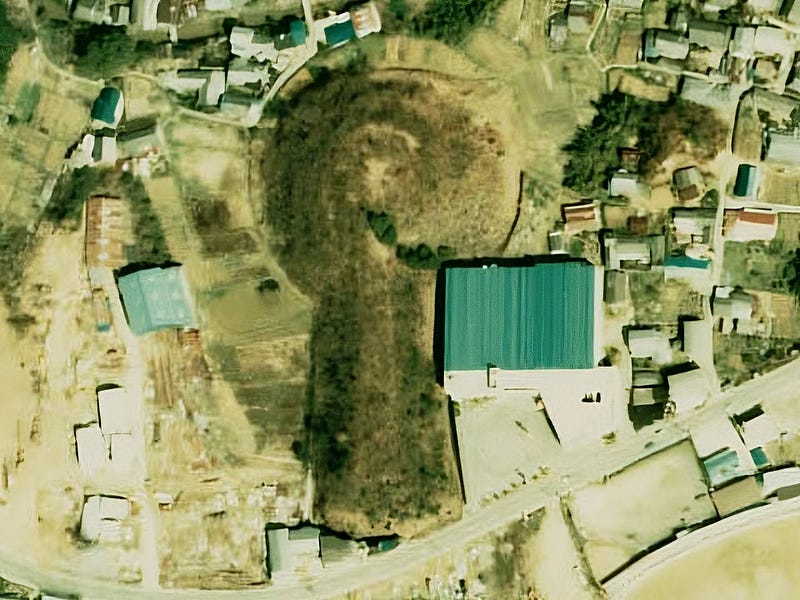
263;67;514;536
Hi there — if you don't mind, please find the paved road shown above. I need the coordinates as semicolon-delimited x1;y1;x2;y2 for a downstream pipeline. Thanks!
4;357;799;599
724;198;800;214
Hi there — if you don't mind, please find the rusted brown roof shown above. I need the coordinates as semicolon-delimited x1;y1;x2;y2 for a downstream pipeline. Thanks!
84;196;131;270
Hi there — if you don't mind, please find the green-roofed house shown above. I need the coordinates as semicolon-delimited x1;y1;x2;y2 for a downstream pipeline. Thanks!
442;259;601;376
117;266;195;335
324;18;356;47
91;87;124;129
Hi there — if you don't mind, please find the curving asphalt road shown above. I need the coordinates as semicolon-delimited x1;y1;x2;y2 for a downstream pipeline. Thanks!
3;356;799;599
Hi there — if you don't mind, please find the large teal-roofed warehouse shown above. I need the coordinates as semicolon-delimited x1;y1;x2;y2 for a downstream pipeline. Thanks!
443;260;599;372
117;266;196;335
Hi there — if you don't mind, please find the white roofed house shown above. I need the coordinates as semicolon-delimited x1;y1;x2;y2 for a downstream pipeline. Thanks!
753;26;795;57
712;286;754;334
80;495;131;542
609;170;651;200
643;29;690;60
730;26;756;60
667;365;711;412
75;423;108;476
229;27;279;62
97;387;133;434
627;328;673;364
766;130;800;165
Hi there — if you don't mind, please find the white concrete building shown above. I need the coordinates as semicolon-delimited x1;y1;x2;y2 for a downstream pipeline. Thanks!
80;495;131;542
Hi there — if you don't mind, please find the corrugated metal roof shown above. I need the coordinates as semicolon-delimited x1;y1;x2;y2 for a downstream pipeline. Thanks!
117;267;195;335
324;19;356;46
267;528;291;574
443;261;596;371
91;87;122;125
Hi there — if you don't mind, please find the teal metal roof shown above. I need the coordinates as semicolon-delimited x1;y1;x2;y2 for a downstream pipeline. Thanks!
324;19;356;46
443;261;596;371
290;19;307;46
703;448;740;487
665;255;710;269
91;87;122;125
117;267;195;335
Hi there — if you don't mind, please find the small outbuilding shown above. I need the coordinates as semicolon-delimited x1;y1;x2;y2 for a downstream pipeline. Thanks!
80;495;131;542
75;423;108;476
673;166;704;202
733;164;758;198
91;87;124;129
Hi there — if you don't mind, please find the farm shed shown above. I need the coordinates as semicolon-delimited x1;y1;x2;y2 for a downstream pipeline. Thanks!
442;259;599;372
117;266;195;335
91;87;124;128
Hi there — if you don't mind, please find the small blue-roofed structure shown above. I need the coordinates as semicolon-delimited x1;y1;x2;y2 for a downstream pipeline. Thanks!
664;255;710;269
702;448;741;487
290;19;307;46
117;266;195;335
324;19;356;46
442;259;598;372
91;87;124;128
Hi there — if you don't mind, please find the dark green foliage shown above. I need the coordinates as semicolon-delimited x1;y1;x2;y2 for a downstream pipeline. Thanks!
0;225;33;312
0;2;32;89
562;91;727;195
786;249;800;301
396;243;443;269
388;0;407;19
14;82;41;123
72;25;154;78
121;172;173;264
364;209;397;246
411;0;502;44
257;277;280;292
45;166;102;224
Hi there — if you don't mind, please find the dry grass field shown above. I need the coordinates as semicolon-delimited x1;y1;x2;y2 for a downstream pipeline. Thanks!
569;440;717;582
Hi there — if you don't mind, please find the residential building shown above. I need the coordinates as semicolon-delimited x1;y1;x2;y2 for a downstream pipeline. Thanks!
682;318;711;365
200;70;226;106
712;286;754;333
679;78;739;112
80;495;131;542
608;0;644;11
766;131;800;165
604;269;628;304
761;467;800;497
97;387;133;435
673;166;704;201
753;26;795;56
711;476;763;516
753;88;799;126
668;365;711;411
75;423;107;476
688;19;731;50
643;29;690;60
781;0;800;24
672;207;717;245
266;528;290;577
627;328;673;364
566;0;593;33
723;208;777;242
609;170;651;200
604;235;665;270
664;254;711;284
116;266;196;335
730;26;756;59
229;27;279;62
